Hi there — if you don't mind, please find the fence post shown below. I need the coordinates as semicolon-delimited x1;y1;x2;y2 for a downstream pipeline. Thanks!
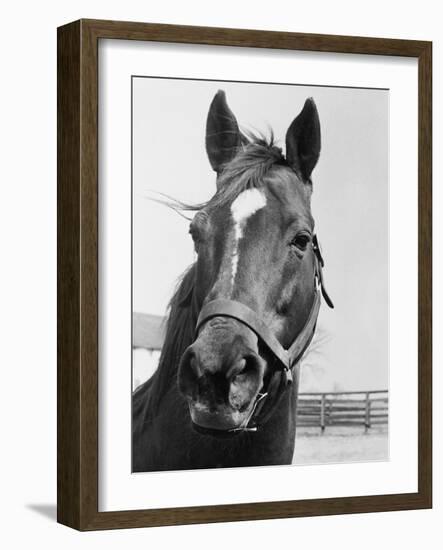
320;393;326;433
365;392;371;433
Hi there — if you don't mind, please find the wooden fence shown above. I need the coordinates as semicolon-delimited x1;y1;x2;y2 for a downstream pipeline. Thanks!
296;390;388;432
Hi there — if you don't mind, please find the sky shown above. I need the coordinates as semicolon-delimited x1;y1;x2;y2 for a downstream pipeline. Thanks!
132;77;389;391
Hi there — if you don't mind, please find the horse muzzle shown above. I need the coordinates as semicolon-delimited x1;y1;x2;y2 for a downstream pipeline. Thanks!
177;318;266;433
188;401;253;435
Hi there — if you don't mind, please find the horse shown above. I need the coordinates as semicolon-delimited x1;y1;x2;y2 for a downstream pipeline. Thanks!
132;90;333;472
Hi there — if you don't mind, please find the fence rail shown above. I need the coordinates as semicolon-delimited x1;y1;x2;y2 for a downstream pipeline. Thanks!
296;390;388;432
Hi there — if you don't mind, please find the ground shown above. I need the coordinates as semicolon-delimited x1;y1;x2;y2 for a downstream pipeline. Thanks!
293;426;389;465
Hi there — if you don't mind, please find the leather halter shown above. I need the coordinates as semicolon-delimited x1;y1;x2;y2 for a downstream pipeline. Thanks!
194;235;333;432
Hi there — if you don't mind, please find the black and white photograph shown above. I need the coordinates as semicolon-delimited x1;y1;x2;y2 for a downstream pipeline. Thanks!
131;77;389;472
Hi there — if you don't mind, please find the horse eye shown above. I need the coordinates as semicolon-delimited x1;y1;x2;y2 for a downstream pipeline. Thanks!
290;234;311;251
189;226;201;252
189;226;198;241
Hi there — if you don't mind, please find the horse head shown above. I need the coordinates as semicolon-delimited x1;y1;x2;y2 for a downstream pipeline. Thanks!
178;90;330;435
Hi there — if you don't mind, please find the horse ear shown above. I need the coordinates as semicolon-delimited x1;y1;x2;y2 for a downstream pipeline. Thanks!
285;98;321;182
206;90;242;173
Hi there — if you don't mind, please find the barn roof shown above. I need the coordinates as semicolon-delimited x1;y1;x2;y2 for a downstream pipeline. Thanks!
133;312;166;350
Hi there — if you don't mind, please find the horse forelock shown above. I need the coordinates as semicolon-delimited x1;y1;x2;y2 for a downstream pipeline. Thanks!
207;133;289;211
156;133;297;217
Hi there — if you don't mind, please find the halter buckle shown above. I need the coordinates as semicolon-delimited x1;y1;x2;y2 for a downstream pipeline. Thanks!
312;235;324;267
284;366;293;385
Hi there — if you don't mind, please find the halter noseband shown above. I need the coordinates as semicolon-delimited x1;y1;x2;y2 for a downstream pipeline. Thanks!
194;235;333;433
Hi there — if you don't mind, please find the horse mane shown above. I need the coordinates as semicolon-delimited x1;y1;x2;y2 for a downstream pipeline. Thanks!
146;263;198;414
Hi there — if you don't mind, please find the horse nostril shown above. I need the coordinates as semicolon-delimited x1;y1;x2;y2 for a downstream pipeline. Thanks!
228;354;263;411
178;347;200;398
226;358;246;380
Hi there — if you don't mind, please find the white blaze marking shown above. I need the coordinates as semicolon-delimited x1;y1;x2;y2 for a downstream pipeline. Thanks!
230;189;267;290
